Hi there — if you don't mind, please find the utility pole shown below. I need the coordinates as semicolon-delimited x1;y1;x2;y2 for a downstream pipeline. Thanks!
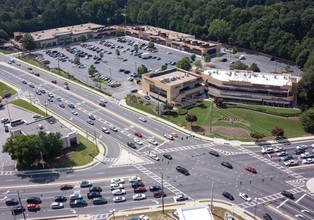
94;130;98;149
17;191;26;220
210;182;214;212
58;59;60;75
6;101;12;121
161;172;165;214
45;100;48;116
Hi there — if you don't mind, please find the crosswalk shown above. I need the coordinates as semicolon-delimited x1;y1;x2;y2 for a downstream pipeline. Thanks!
102;158;118;162
286;179;307;188
238;187;304;209
133;164;186;196
0;171;15;176
92;213;111;220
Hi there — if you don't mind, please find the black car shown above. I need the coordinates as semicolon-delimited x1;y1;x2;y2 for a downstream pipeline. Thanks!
5;198;19;206
93;197;107;205
130;89;138;93
281;190;294;199
89;186;102;192
176;166;190;175
59;103;65;108
132;181;145;189
163;153;173;160
209;150;220;157
127;142;136;149
26;197;42;204
87;192;102;199
68;103;75;109
263;213;273;220
221;162;233;169
149;185;161;192
11;206;25;215
295;149;305;155
54;196;67;202
222;192;234;200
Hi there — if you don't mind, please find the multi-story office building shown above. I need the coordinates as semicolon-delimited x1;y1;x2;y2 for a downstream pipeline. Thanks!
141;68;205;107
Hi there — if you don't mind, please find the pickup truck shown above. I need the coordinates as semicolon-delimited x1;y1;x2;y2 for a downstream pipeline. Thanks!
69;200;87;207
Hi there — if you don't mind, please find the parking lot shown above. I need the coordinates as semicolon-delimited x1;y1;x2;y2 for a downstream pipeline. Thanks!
34;36;191;99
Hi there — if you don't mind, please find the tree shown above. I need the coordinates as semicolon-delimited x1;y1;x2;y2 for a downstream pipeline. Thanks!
88;65;97;75
250;132;266;140
297;66;314;110
232;48;238;54
271;127;285;137
190;54;196;62
38;131;63;160
79;35;87;42
137;64;148;77
115;48;120;57
194;60;202;69
161;64;167;71
148;42;155;49
74;55;80;64
204;55;211;62
163;102;174;114
296;49;310;68
214;97;224;107
2;134;41;166
22;33;36;50
134;44;139;53
208;19;232;42
230;60;248;70
0;29;9;41
186;114;198;126
300;108;314;133
176;57;191;71
249;63;260;72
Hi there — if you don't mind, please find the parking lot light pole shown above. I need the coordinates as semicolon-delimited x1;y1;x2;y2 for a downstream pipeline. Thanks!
5;101;12;121
110;209;116;220
161;172;165;214
254;198;259;219
210;182;214;212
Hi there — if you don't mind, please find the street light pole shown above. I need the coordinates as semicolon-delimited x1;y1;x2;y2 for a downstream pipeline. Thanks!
161;172;165;214
17;191;26;220
6;101;12;121
254;198;259;219
210;182;214;212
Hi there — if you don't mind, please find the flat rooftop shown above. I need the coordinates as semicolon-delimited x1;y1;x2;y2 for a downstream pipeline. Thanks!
147;68;201;86
30;22;105;41
10;116;73;136
177;206;214;220
204;69;293;87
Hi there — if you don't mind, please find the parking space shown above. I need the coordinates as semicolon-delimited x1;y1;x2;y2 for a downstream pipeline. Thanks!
33;36;191;99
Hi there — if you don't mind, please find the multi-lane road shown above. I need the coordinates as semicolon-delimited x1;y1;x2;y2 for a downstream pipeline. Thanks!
0;53;313;220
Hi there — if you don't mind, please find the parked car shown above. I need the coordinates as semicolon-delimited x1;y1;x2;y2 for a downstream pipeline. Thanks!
129;176;141;183
134;186;147;193
149;185;161;192
80;181;92;188
134;132;143;137
153;191;167;198
175;194;188;201
11;205;25;215
302;158;314;164
133;193;146;200
164;134;174;140
127;142;136;149
113;196;126;203
93;197;107;205
54;196;67;202
111;178;125;184
112;189;126;195
60;184;73;190
5;198;19;206
27;204;40;211
87;192;102;199
50;202;64;209
148;139;158;145
132;181;145;189
69;194;83;201
26;197;41;204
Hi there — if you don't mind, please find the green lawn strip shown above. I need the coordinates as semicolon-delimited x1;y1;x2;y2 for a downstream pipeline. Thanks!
0;81;17;96
10;99;48;117
116;210;175;220
125;95;156;115
55;135;99;168
50;68;68;78
0;48;17;54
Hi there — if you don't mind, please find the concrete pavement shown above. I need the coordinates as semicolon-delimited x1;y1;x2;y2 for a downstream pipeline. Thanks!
306;178;314;194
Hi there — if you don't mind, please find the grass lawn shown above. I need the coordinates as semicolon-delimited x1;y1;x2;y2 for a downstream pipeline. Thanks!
115;210;175;220
126;94;156;115
55;135;99;168
0;48;17;54
0;81;17;96
10;99;48;117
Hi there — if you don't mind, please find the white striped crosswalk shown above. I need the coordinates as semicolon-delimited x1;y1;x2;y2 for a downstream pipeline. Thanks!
92;213;110;220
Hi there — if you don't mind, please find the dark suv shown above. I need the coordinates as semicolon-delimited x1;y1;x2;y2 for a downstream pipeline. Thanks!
89;186;102;192
176;166;190;175
281;191;294;199
26;197;42;204
127;142;136;149
87;192;102;199
222;192;234;200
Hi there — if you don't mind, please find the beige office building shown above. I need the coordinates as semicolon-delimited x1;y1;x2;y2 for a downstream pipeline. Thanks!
141;68;205;107
123;25;221;56
202;69;299;107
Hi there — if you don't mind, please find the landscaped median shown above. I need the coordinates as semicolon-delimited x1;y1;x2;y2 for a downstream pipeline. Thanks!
125;95;310;141
10;99;48;117
0;80;17;96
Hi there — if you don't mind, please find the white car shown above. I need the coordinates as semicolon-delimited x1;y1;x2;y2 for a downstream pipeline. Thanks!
1;118;9;123
284;160;298;166
302;158;314;164
50;202;64;209
48;93;54;97
134;138;143;145
239;192;252;202
149;152;160;161
140;215;150;220
113;196;126;203
111;178;125;184
71;110;78;115
129;176;141;183
102;127;110;134
277;151;287;156
132;193;146;200
164;134;174;140
296;145;308;150
261;147;274;154
110;183;124;190
110;125;118;132
300;152;313;159
32;114;41;119
139;117;146;122
274;146;284;152
148;139;158;145
112;189;126;195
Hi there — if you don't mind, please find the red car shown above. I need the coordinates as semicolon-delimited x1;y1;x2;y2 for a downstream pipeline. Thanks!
134;132;142;138
60;184;74;190
245;166;257;174
134;186;147;193
153;191;167;198
27;204;40;211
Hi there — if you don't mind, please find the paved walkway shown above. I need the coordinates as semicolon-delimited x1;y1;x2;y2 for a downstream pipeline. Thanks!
306;178;314;194
110;148;147;167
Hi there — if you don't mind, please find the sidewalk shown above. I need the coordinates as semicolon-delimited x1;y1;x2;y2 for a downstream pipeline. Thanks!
119;99;314;147
306;178;314;194
113;199;261;220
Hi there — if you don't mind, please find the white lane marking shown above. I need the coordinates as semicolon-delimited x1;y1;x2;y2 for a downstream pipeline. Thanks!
295;193;306;204
276;198;289;209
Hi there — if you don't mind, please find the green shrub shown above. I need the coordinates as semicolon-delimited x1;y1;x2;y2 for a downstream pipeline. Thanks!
177;109;188;115
250;132;266;139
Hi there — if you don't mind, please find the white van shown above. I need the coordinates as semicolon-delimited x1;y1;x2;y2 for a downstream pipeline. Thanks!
239;55;246;60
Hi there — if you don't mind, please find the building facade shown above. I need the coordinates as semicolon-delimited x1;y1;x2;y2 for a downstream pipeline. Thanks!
141;68;205;107
8;116;79;148
202;69;299;107
123;25;221;56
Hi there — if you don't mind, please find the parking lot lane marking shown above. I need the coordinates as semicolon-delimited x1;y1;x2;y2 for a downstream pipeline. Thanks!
276;198;289;209
295;193;306;204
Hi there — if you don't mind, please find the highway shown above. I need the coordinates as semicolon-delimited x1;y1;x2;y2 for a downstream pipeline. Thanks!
0;53;313;220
